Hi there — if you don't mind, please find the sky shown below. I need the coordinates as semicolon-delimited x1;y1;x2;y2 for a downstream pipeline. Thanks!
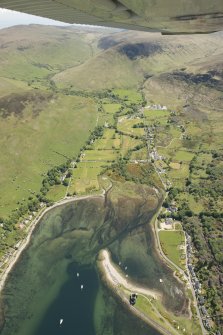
0;8;71;29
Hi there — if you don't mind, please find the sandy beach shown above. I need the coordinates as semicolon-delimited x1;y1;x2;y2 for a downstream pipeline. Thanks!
100;249;160;300
0;194;104;294
97;249;180;335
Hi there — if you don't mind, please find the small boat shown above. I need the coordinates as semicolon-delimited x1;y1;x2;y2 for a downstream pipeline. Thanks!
77;272;79;277
60;319;63;325
119;262;121;265
125;266;128;270
81;284;84;290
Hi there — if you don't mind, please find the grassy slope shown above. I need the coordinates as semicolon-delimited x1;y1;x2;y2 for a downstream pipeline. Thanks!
0;89;97;218
0;25;102;81
53;31;223;91
0;25;107;218
54;48;143;90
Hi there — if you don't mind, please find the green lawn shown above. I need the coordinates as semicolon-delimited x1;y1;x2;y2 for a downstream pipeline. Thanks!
159;230;185;269
174;150;194;162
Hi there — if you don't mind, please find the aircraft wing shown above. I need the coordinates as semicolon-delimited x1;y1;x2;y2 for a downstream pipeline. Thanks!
0;0;223;34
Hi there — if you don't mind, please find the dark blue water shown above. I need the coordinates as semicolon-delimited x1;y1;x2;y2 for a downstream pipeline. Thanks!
0;197;177;335
34;264;98;335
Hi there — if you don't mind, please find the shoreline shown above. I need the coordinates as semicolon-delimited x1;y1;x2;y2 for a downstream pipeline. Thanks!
0;194;104;294
97;249;178;335
99;249;160;300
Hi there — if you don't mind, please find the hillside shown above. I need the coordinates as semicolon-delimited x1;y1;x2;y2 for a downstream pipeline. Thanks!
0;24;222;333
0;25;106;219
0;24;103;82
53;31;223;91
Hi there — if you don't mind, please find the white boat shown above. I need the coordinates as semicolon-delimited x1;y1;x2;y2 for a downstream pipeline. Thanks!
81;284;84;290
60;319;63;325
77;272;79;277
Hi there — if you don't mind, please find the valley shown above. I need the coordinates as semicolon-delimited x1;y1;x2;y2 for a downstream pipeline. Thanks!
0;24;222;335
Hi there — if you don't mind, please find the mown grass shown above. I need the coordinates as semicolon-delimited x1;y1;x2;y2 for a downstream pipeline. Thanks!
159;230;185;269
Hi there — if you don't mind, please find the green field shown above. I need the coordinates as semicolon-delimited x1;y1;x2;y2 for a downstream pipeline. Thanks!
120;135;143;156
176;193;204;214
174;150;194;162
0;92;97;217
102;103;121;114
68;162;105;194
92;129;121;150
118;117;145;136
159;230;185;269
144;109;169;120
131;147;148;160
82;150;117;162
112;89;143;104
46;184;67;202
168;164;189;179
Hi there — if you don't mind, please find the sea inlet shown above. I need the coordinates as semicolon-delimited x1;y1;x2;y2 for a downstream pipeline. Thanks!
0;183;188;335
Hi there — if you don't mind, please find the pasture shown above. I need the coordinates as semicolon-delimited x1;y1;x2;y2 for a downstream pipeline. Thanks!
81;150;117;162
159;230;185;269
174;150;194;162
68;162;104;194
0;91;97;218
118;117;145;137
112;89;143;104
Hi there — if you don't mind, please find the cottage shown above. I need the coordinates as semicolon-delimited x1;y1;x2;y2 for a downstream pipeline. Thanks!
200;306;207;316
165;218;173;225
195;281;200;290
198;296;205;305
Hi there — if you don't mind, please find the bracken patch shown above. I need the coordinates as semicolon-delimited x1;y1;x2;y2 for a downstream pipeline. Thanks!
0;91;54;118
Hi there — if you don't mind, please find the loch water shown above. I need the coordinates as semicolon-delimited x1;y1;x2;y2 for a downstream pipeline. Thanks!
34;264;98;335
0;196;186;335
